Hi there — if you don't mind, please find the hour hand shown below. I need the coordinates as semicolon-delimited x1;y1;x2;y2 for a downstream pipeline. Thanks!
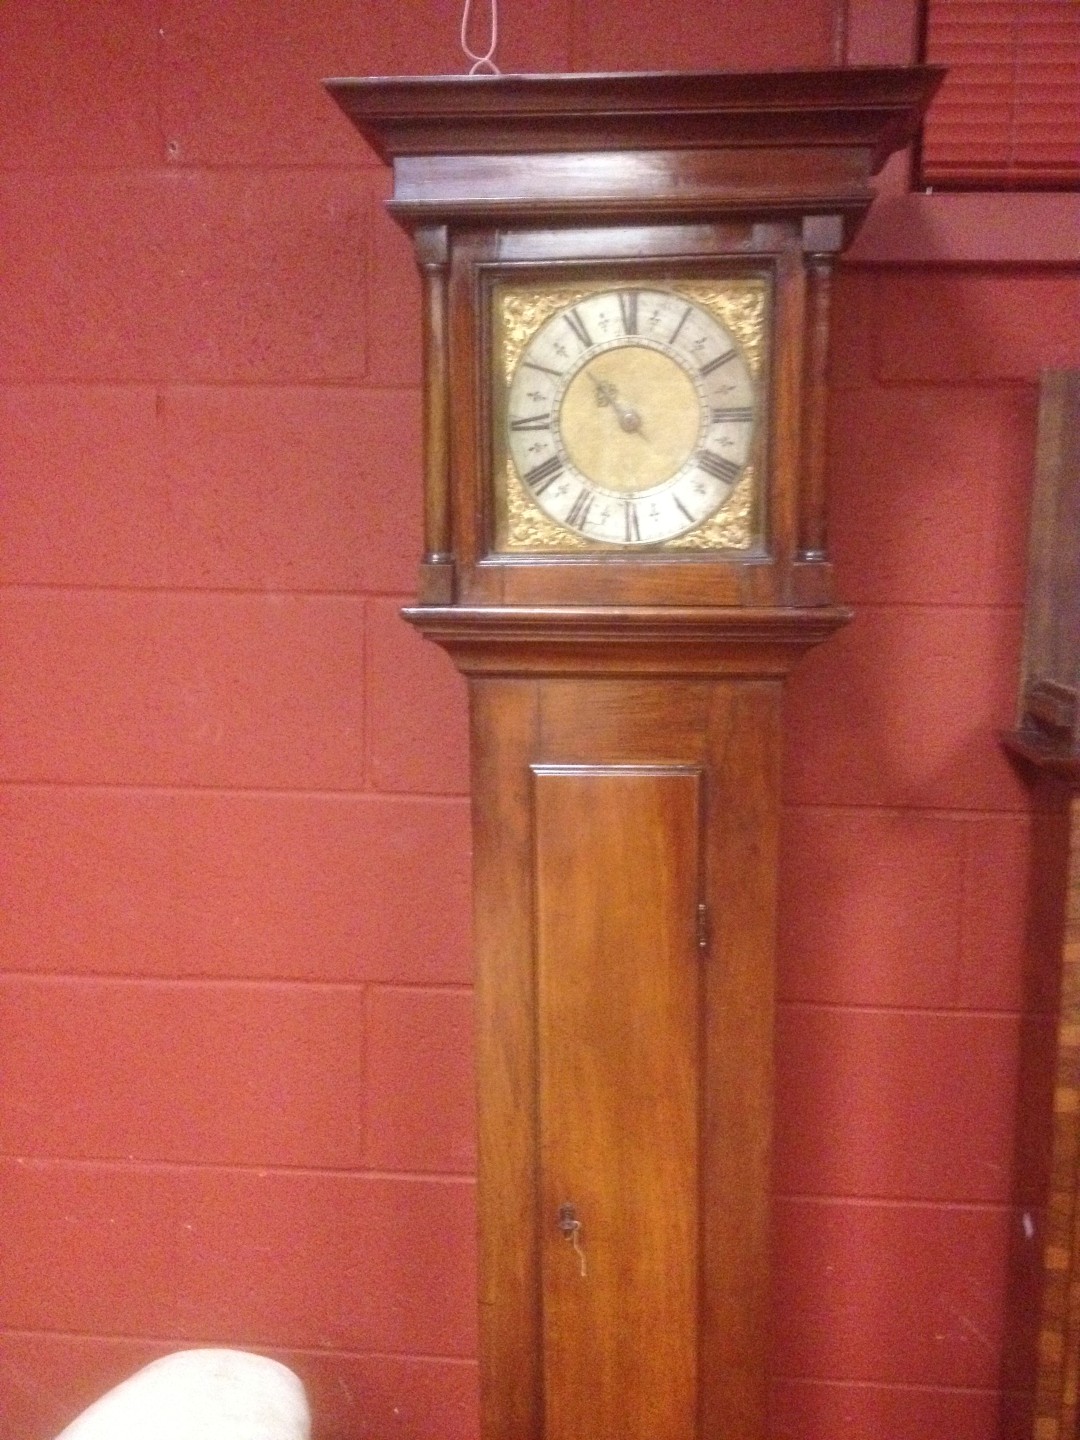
589;372;618;409
589;372;644;436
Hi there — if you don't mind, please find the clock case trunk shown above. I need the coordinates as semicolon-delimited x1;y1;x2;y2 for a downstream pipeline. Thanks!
327;67;942;1440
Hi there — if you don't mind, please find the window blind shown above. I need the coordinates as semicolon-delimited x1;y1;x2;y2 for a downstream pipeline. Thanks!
921;0;1080;188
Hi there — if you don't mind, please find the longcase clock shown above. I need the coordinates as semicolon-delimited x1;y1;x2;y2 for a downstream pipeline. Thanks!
327;68;941;1440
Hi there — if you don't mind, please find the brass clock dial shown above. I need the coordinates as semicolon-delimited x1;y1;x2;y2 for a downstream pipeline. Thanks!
495;282;765;550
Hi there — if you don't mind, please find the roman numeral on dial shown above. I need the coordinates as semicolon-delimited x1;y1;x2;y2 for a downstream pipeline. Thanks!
700;348;738;376
624;500;641;543
711;406;754;423
697;450;741;485
566;489;594;529
618;291;639;335
669;304;692;345
509;413;552;432
564;307;592;350
524;455;564;494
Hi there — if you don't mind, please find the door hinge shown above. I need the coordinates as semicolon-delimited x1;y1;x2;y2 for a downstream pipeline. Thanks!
697;902;709;954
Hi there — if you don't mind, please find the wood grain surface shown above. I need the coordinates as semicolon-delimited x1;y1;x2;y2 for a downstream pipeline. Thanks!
535;765;702;1440
467;674;788;1440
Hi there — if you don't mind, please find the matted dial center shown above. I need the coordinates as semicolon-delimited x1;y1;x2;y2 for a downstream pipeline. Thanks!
559;346;701;495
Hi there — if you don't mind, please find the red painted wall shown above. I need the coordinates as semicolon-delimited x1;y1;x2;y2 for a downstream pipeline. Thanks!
0;4;1077;1438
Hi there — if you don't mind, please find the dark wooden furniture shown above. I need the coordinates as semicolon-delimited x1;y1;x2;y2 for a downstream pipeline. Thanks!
327;68;941;1440
1004;372;1080;1440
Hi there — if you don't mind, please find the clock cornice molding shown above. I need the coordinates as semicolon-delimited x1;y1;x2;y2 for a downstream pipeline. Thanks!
326;67;943;234
326;66;942;166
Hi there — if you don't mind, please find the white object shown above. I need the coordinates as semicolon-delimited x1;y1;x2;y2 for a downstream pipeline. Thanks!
53;1349;311;1440
460;0;500;73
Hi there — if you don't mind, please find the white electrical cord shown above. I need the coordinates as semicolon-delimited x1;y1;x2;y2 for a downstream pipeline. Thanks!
460;0;500;74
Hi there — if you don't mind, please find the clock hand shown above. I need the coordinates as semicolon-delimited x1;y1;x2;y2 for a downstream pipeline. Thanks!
588;372;617;409
588;371;646;437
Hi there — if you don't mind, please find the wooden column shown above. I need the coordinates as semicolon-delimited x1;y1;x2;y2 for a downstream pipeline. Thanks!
1002;746;1080;1440
1038;787;1080;1440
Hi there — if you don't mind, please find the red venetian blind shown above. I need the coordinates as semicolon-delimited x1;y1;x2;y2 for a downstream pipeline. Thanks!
921;0;1080;188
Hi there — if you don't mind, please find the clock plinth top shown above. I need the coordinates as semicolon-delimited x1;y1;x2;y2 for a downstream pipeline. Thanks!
401;603;853;677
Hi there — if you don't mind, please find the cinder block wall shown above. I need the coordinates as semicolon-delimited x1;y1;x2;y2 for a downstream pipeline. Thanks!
1;3;1077;1438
